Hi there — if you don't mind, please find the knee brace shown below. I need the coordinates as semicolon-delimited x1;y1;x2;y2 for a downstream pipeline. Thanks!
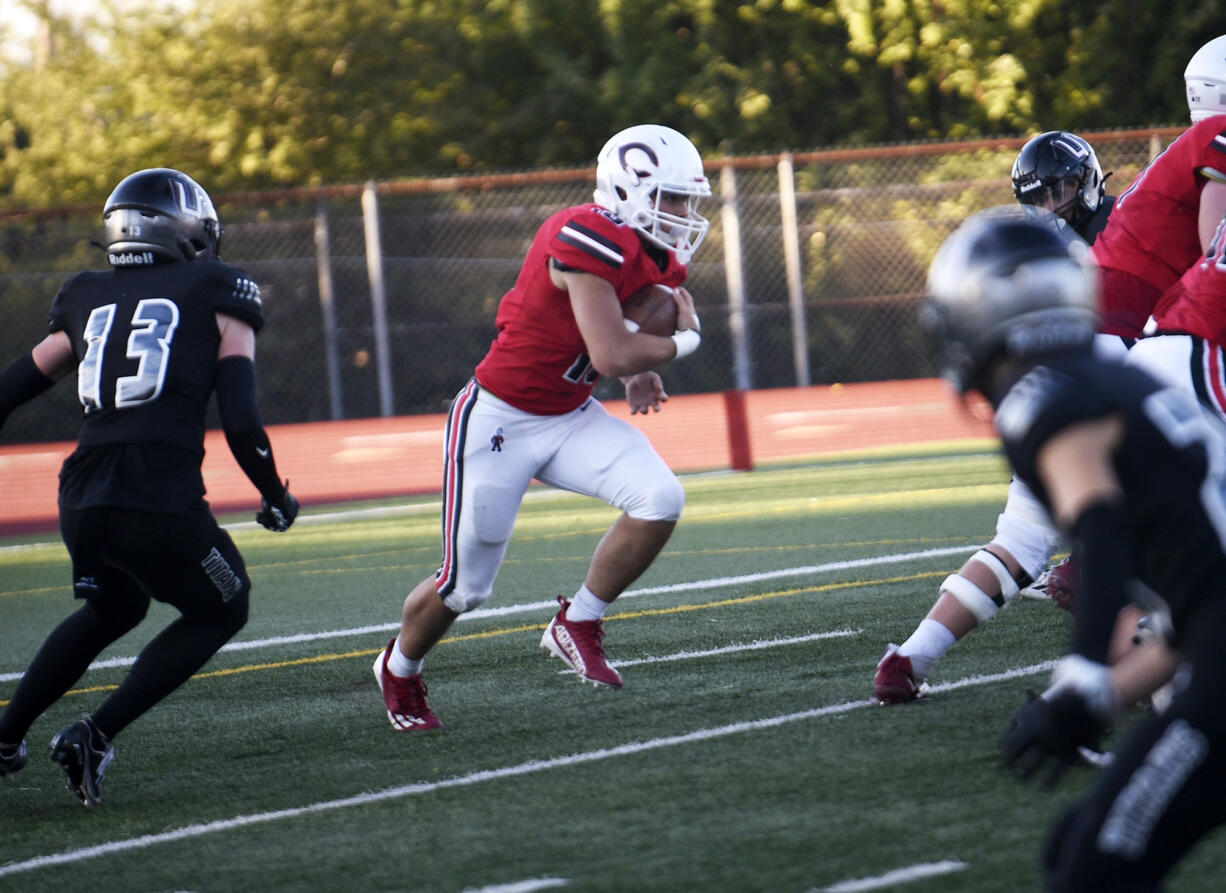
941;549;1024;624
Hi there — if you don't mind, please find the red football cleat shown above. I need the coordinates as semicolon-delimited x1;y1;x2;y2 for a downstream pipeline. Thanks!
1045;557;1079;613
540;596;624;688
874;644;922;704
373;639;442;731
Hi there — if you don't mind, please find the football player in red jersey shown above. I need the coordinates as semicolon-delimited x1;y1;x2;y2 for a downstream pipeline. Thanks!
373;124;709;730
1091;35;1226;339
0;169;297;803
1125;37;1226;425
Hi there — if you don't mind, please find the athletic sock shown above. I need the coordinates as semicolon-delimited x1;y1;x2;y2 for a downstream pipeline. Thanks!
565;585;609;622
899;618;957;681
388;638;425;678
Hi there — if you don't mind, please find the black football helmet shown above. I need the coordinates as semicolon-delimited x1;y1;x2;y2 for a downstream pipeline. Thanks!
922;206;1098;394
103;168;222;266
1011;132;1105;230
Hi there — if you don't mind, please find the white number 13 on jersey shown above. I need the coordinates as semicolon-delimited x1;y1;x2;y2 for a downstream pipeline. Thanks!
78;299;180;412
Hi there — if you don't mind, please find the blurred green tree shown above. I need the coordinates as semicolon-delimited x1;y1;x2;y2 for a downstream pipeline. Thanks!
0;0;1218;210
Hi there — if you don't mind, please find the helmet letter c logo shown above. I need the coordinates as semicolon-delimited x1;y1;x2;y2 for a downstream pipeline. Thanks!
618;143;659;184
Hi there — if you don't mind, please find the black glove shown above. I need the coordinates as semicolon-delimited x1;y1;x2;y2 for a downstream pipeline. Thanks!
256;481;299;532
1001;689;1108;789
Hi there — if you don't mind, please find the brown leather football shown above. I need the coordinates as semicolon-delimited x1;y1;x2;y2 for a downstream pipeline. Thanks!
622;283;678;336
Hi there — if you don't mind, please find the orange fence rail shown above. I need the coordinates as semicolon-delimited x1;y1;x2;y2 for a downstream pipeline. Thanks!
0;379;994;536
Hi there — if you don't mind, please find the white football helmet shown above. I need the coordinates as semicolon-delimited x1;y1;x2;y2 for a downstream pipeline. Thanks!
1186;35;1226;122
593;124;711;263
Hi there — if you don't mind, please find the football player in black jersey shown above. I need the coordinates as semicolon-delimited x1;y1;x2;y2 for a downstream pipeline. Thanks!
926;207;1222;892
1012;131;1115;244
874;133;1120;704
0;168;298;805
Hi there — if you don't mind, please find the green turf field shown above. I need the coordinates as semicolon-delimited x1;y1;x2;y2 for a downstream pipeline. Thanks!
2;451;1223;892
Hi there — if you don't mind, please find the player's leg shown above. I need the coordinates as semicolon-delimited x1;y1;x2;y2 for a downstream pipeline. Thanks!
876;477;1059;702
377;382;540;727
86;509;250;744
535;400;685;687
0;506;149;777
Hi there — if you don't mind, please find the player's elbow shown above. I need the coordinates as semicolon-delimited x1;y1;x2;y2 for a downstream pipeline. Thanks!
587;347;632;379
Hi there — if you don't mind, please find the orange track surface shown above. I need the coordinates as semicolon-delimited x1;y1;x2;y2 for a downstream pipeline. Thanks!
0;379;994;536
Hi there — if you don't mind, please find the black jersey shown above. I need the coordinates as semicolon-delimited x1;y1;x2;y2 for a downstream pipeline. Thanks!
993;352;1226;645
1075;194;1115;245
49;260;264;514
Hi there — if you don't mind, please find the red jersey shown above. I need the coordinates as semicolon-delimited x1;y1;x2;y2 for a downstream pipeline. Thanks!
474;203;687;414
1091;116;1226;333
1151;215;1226;343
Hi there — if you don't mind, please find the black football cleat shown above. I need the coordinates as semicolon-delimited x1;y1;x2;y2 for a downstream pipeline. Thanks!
0;740;27;777
49;716;114;806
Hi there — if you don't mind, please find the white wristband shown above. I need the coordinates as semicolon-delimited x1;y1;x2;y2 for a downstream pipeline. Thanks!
623;318;640;333
671;328;701;359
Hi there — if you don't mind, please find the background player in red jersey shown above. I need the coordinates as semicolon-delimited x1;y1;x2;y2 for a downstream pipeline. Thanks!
1124;37;1226;422
374;124;709;730
1091;34;1226;340
0;169;297;804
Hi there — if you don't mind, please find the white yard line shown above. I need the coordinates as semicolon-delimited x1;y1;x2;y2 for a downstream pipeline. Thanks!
815;860;968;892
609;629;860;668
462;879;569;893
0;661;1050;879
0;545;972;682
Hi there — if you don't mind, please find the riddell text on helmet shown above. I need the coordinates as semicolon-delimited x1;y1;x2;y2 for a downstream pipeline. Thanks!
108;250;158;266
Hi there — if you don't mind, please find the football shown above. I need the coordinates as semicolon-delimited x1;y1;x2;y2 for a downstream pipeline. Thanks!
622;283;679;336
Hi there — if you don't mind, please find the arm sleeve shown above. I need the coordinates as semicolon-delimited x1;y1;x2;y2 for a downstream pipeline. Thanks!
215;355;284;502
1069;500;1133;663
0;353;57;430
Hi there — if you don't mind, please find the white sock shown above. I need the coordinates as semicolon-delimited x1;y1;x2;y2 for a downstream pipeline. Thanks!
387;637;425;678
899;619;957;681
565;585;610;622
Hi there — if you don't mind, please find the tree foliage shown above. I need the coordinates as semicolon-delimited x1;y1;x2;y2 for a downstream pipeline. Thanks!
0;0;1218;210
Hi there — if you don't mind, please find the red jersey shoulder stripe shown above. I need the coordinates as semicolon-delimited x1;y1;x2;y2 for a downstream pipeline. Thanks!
557;220;625;268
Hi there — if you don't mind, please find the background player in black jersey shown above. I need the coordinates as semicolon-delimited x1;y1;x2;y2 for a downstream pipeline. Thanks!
0;168;298;806
1012;130;1115;244
925;208;1222;892
875;134;1119;703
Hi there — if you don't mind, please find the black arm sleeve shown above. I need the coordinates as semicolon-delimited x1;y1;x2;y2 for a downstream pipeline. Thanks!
0;353;56;430
215;356;284;502
1069;500;1133;663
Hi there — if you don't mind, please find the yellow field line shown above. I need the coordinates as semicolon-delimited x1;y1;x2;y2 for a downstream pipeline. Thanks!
0;570;943;705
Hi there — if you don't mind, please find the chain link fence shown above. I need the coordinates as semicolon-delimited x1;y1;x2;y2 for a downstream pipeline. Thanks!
0;127;1180;444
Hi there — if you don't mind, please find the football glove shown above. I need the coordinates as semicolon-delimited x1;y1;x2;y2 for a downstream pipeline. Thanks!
256;481;299;532
1001;656;1115;789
